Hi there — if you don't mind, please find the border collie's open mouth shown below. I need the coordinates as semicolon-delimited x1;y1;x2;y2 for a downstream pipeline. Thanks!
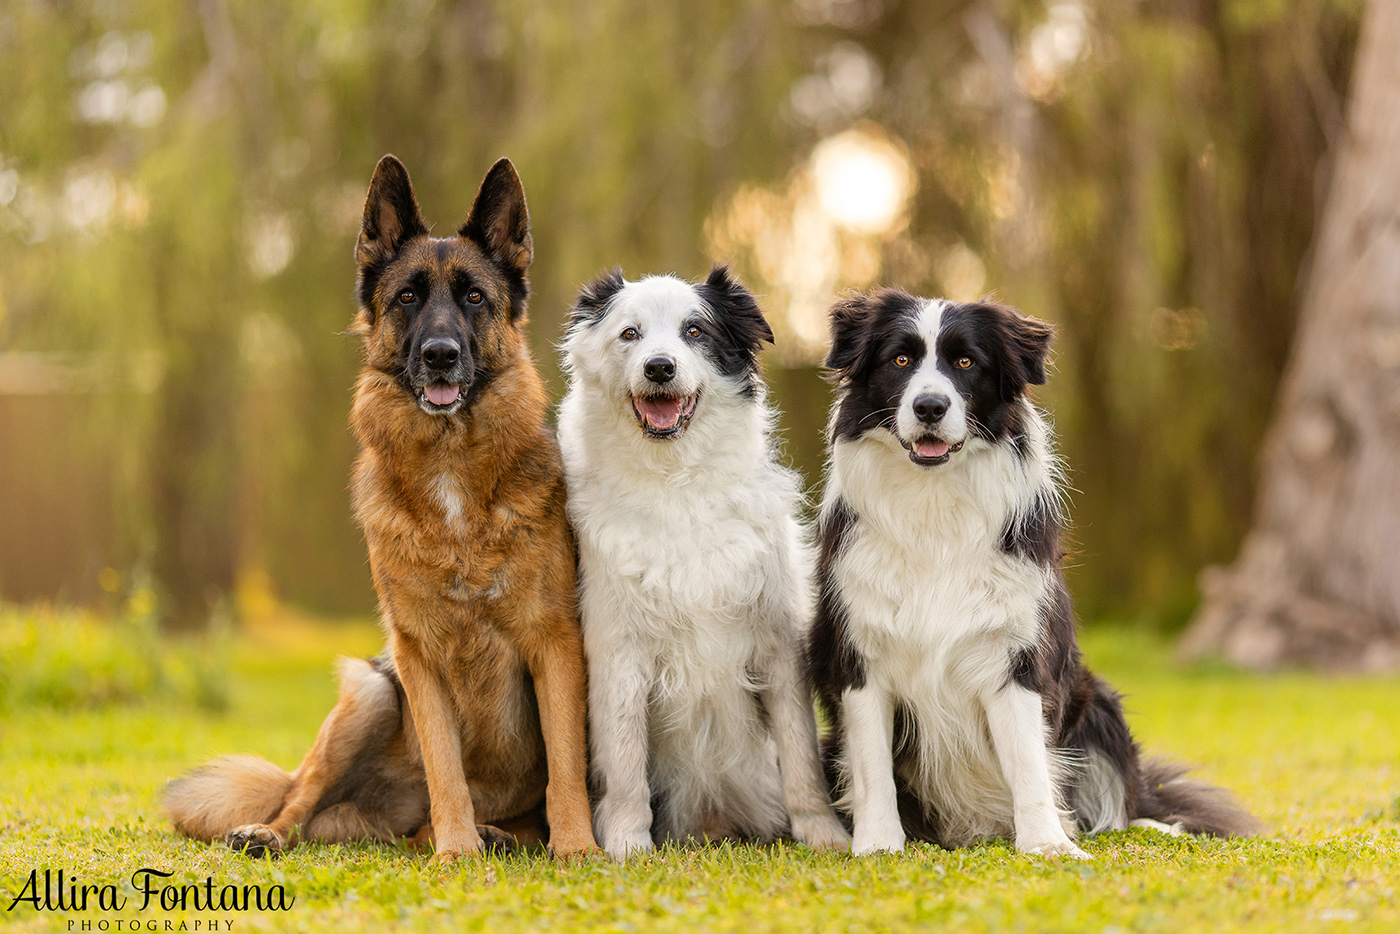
417;381;463;414
903;435;964;466
631;392;699;440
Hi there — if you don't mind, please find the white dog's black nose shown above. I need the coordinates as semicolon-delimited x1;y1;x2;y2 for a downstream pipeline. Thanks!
421;338;461;370
644;356;676;384
913;393;949;424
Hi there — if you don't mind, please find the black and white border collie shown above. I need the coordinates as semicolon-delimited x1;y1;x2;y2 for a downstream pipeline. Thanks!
558;266;850;859
807;289;1259;857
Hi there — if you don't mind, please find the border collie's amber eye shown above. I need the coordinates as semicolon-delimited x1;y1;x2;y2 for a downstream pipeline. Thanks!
894;354;910;367
957;356;973;369
398;289;416;305
466;289;484;305
686;325;702;339
621;327;639;341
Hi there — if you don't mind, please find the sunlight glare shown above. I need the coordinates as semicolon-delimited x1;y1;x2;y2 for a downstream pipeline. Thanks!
811;128;913;236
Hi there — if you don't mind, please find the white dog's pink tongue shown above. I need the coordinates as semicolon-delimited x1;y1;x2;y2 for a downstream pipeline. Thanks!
425;382;461;406
636;395;683;430
915;438;950;459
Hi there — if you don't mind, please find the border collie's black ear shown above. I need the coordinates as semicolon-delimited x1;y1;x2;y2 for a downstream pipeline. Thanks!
697;264;774;354
460;157;533;277
824;292;877;379
989;304;1054;400
356;155;427;270
570;267;626;331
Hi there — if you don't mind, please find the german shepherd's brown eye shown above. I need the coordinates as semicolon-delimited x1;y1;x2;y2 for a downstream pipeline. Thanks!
894;354;910;367
621;327;639;342
957;356;973;369
685;325;701;339
398;289;416;305
466;289;484;305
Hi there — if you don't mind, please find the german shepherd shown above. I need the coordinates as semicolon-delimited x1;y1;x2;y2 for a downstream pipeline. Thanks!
165;155;597;863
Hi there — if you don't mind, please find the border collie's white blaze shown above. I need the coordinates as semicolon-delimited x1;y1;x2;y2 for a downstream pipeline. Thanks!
559;266;849;859
808;289;1260;857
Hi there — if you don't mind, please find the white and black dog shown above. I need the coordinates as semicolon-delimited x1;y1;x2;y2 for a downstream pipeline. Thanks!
558;266;850;858
808;289;1259;857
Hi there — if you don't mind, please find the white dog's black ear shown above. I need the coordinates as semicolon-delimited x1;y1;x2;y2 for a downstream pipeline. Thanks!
697;265;774;353
570;267;626;331
981;303;1053;400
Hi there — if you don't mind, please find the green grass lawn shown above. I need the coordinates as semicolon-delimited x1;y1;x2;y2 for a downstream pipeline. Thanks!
1;611;1397;933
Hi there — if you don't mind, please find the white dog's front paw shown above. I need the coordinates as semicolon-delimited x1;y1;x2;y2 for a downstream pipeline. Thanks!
1018;836;1092;859
791;810;851;851
851;824;905;856
601;829;654;861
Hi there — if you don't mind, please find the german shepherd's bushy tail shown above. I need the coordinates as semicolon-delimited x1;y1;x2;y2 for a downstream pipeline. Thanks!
164;756;292;842
1136;757;1262;837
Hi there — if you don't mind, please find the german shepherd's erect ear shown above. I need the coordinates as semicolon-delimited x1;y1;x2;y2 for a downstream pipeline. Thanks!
357;155;427;270
356;155;427;318
460;158;533;318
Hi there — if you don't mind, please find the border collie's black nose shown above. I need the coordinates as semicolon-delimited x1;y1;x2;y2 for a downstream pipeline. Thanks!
422;339;460;370
644;356;676;384
913;393;950;424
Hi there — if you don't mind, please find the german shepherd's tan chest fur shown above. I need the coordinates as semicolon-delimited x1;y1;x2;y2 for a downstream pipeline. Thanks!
352;351;578;825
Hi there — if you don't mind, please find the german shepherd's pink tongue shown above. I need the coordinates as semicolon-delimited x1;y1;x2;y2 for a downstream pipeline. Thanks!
914;438;950;458
425;382;461;406
635;395;684;431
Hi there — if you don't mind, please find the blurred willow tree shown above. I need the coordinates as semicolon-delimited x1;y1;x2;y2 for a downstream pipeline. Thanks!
0;0;809;628
0;0;1363;632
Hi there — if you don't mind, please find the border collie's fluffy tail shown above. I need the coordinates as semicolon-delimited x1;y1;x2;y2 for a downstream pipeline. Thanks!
164;755;292;841
1136;758;1262;837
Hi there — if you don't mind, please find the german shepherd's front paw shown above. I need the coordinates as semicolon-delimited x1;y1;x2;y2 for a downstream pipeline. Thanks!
547;828;600;861
226;824;284;859
428;825;516;865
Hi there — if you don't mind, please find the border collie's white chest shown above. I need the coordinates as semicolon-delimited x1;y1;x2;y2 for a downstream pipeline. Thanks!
836;518;1045;662
829;436;1055;844
831;436;1049;664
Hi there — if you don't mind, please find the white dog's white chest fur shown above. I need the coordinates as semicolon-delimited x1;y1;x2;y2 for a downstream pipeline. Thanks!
572;466;790;693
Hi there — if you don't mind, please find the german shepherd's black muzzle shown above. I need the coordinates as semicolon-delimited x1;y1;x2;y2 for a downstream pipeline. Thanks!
405;301;477;415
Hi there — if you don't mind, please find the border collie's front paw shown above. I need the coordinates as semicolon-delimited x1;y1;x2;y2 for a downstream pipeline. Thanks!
225;825;284;859
602;830;654;861
1019;837;1091;859
792;811;852;851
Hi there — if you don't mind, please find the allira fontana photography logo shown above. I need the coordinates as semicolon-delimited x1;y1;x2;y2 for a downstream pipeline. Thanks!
7;868;294;930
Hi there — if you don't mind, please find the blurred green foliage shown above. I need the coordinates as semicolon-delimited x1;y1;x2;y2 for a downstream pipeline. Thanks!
0;0;1363;630
0;601;229;711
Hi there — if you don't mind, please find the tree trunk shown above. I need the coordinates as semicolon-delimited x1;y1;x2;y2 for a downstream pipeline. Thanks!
1181;0;1400;671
